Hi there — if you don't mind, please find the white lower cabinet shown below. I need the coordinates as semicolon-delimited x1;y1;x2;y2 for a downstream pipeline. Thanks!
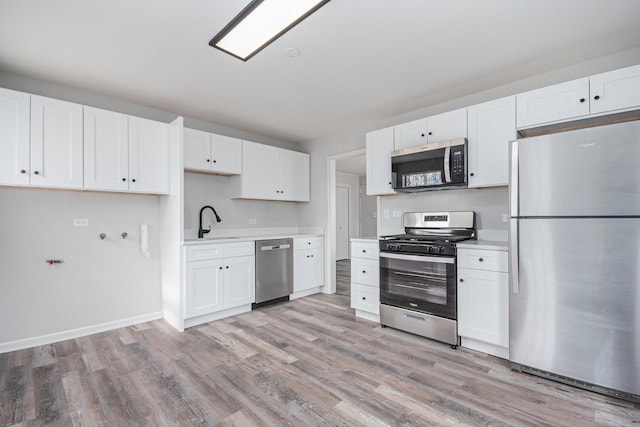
185;242;255;326
350;239;380;321
457;246;509;358
293;237;324;298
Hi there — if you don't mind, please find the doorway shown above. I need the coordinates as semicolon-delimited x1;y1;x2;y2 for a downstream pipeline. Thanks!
326;149;377;297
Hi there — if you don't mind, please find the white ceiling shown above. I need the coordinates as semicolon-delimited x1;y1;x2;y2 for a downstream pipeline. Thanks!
1;1;640;143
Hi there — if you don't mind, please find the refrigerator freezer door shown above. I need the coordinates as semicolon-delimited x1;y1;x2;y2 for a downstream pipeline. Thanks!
510;218;640;397
517;120;640;217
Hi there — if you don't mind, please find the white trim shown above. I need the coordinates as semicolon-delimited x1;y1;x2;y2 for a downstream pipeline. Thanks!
290;287;320;300
325;148;366;295
335;183;351;260
183;304;252;329
0;312;163;354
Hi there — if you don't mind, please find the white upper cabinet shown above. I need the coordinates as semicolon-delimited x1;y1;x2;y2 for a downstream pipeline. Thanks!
234;141;309;202
467;96;516;188
84;106;129;192
516;78;590;128
394;108;467;150
183;128;242;175
30;95;83;189
0;88;30;186
517;65;640;129
366;126;396;195
589;64;640;114
426;108;468;144
128;116;170;194
393;118;427;150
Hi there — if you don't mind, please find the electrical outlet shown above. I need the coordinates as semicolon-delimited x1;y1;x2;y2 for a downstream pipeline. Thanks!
392;210;402;218
73;218;89;227
248;218;257;225
502;214;510;223
383;209;390;219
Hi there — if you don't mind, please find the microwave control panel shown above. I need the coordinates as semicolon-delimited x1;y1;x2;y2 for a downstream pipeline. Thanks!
451;148;465;182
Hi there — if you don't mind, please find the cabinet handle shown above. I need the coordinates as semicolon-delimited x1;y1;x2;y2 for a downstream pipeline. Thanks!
20;169;26;174
579;98;586;103
388;182;392;185
478;258;484;262
219;267;223;270
213;160;217;163
132;179;136;182
428;131;432;135
362;270;366;273
226;266;229;269
308;242;311;245
206;159;210;162
310;255;314;258
362;250;366;253
33;171;39;175
362;296;366;300
460;278;464;282
469;172;474;177
122;178;127;182
594;95;600;100
420;133;425;137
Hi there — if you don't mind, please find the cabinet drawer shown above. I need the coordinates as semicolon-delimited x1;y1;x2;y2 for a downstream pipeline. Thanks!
351;258;379;287
351;241;378;260
224;241;254;258
186;244;224;261
295;236;323;250
351;283;380;314
457;248;508;272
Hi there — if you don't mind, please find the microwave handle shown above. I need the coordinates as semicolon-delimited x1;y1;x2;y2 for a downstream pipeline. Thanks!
443;146;451;183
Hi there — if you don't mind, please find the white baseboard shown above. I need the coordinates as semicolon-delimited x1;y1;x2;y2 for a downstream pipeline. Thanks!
0;311;163;354
183;304;252;329
290;287;320;300
355;310;380;323
460;337;509;359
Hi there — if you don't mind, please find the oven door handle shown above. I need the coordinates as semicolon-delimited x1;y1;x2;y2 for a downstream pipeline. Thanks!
380;252;455;264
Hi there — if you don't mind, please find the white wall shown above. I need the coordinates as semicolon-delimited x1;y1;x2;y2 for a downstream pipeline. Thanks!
183;172;300;238
0;188;162;346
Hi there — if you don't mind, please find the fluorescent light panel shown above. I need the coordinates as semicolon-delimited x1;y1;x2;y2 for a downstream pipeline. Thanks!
210;0;330;61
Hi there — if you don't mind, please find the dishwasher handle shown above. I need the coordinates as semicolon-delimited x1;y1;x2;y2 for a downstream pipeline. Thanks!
260;244;291;251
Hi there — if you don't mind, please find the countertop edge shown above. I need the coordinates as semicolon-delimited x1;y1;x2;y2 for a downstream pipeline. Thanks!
183;233;324;246
457;240;508;251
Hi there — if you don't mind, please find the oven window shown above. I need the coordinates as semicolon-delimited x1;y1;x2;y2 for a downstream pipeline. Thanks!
380;254;456;319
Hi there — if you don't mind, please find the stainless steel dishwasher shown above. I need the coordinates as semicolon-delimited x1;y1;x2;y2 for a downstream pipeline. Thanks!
253;238;293;308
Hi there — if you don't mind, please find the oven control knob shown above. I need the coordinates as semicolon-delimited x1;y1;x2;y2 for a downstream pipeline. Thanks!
437;246;445;254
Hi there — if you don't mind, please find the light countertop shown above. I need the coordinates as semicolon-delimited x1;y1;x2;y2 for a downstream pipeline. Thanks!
183;233;323;245
457;240;508;251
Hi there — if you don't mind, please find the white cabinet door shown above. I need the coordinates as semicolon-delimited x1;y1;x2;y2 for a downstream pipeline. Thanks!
393;118;428;150
590;64;640;114
426;108;467;143
294;247;324;293
128;117;170;194
184;128;211;172
467;96;516;188
186;259;224;318
0;88;30;186
366;126;396;195
223;255;255;309
516;78;590;128
240;141;278;199
280;149;310;201
458;268;509;348
83;106;129;191
30;95;83;189
351;283;379;314
211;134;242;175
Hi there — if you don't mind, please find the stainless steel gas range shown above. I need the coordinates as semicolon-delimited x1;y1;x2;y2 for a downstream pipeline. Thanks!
379;211;475;347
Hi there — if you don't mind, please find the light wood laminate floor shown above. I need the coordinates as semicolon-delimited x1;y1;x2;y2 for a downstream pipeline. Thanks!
336;259;351;297
1;293;639;426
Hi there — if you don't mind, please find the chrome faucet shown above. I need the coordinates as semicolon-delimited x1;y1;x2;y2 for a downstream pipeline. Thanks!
198;205;222;238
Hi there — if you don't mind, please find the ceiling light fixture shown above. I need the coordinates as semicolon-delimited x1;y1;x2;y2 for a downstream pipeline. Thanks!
209;0;330;61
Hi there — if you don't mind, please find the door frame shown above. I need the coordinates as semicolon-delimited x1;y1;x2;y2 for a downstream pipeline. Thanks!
325;148;366;294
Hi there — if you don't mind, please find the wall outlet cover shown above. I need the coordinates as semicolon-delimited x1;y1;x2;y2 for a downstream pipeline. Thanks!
248;219;257;225
392;210;402;218
73;218;89;227
502;214;510;223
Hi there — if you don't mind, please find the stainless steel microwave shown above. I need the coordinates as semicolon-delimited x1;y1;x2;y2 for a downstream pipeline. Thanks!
391;138;467;192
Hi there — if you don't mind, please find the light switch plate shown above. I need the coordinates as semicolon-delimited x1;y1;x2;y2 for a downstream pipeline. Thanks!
248;218;257;225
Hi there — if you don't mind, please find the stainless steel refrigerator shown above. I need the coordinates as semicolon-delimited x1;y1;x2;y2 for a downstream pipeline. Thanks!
509;120;640;402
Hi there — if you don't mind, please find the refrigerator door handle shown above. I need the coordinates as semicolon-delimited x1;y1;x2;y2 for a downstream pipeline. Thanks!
510;219;519;294
510;140;519;216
